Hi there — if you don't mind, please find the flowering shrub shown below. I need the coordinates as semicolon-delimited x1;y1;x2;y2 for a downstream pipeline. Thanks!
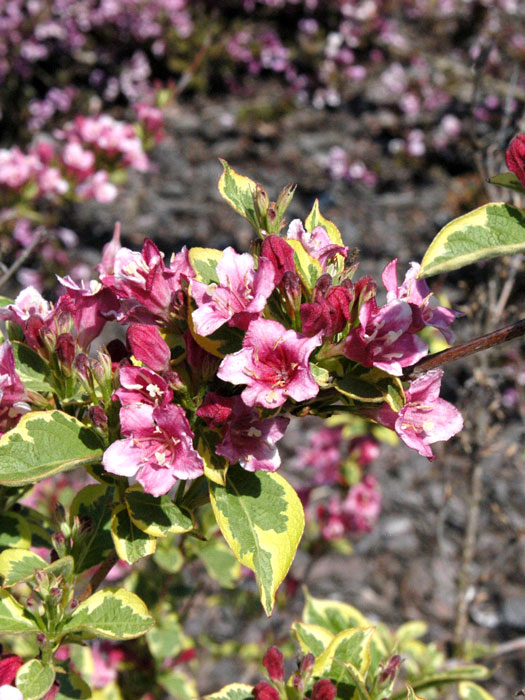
0;142;524;697
0;105;164;291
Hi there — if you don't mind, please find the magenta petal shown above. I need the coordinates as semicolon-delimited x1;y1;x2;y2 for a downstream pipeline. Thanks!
102;438;140;477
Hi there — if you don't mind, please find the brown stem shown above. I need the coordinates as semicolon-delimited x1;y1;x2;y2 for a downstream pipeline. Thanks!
78;550;119;602
403;318;525;380
0;228;48;291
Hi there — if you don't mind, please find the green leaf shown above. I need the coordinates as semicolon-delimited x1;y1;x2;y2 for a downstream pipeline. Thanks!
312;627;374;681
418;203;525;278
209;465;305;615
291;621;334;656
191;537;241;588
0;296;13;307
204;683;254;700
188;247;221;284
70;484;115;574
393;667;491;700
305;199;346;273
487;171;525;195
406;686;428;700
111;505;157;564
287;239;322;292
158;669;198;700
61;588;154;640
343;661;372;700
0;548;46;586
218;159;258;229
16;659;55;700
198;431;230;486
11;341;53;393
396;620;428;644
153;540;184;573
458;681;497;700
0;411;104;487
302;590;371;633
125;485;193;537
0;511;32;550
146;612;190;661
0;589;39;633
54;668;91;699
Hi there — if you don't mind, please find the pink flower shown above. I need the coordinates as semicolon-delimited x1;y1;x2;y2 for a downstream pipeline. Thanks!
0;286;53;327
286;219;347;269
373;369;463;460
57;277;119;348
197;393;289;471
102;403;204;496
62;141;95;176
343;474;381;531
127;324;170;372
76;170;118;203
343;298;428;376
102;239;194;324
191;247;275;336
114;366;173;408
217;318;322;409
300;276;353;337
296;427;344;485
382;259;459;343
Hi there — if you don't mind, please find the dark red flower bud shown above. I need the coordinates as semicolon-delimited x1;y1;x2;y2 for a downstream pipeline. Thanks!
300;301;331;337
379;654;403;684
311;678;337;700
313;274;332;300
505;134;525;186
196;393;233;428
252;681;280;700
299;653;315;675
56;333;76;371
25;315;46;351
261;236;295;285
0;654;23;685
325;286;353;334
88;405;108;429
262;646;284;682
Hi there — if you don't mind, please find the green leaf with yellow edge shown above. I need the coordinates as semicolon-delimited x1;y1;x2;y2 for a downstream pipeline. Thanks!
418;203;525;278
287;239;322;292
0;511;32;550
302;589;372;633
204;683;254;700
0;411;104;487
61;588;154;640
0;588;40;633
70;484;115;574
0;548;47;586
406;686;428;700
125;485;193;537
11;341;53;393
487;171;525;195
146;612;191;661
343;661;372;700
209;465;305;615
335;368;405;409
191;537;242;588
54;667;92;699
16;659;55;700
188;247;222;284
396;620;428;644
198;432;229;486
392;667;491;700
458;681;497;700
313;627;375;682
218;160;258;229
305;199;346;273
111;505;157;564
91;682;123;700
291;621;334;656
158;669;198;700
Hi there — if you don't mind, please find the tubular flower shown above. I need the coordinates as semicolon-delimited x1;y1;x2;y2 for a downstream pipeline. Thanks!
372;369;463;460
191;247;276;336
217;318;322;409
102;403;204;496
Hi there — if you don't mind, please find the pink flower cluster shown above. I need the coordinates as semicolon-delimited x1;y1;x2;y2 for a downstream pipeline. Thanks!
0;173;463;499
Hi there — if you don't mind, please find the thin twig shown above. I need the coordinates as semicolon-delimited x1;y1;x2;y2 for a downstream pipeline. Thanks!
403;318;525;379
78;550;119;602
0;228;48;291
490;254;523;326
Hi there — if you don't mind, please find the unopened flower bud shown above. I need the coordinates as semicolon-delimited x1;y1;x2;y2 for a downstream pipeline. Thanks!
276;183;296;218
379;654;402;684
127;324;170;372
281;270;302;319
263;646;284;682
56;333;75;372
36;632;48;645
89;405;108;429
49;587;62;602
34;569;47;586
311;679;337;700
299;653;315;676
69;598;79;611
292;673;304;692
261;236;295;285
252;681;280;700
74;353;91;382
505;133;525;187
254;184;270;222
